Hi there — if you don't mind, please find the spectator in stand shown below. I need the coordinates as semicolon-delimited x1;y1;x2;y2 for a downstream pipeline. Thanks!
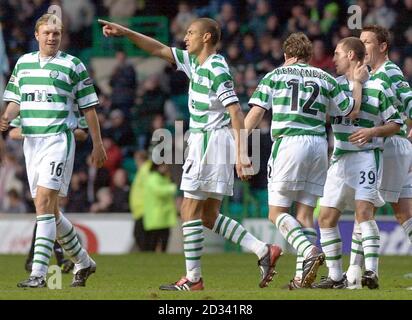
129;151;152;250
309;39;335;74
221;19;241;47
111;168;130;213
265;15;282;39
85;154;111;205
107;109;135;154
90;187;114;213
142;162;177;252
0;152;24;208
103;0;137;18
135;75;167;145
269;38;284;68
393;0;412;46
62;0;95;49
304;0;321;22
65;172;89;213
286;4;310;34
364;0;397;31
102;134;123;179
226;42;246;72
195;0;239;18
256;34;276;76
241;32;260;64
320;2;339;37
404;57;412;85
170;1;197;47
0;23;9;108
144;113;168;152
109;50;137;118
389;47;404;68
403;27;412;58
248;0;272;38
1;189;27;213
216;2;236;28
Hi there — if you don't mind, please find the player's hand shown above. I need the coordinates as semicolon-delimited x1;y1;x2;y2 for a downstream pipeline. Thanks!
98;19;129;37
353;61;369;84
349;128;376;146
407;128;412;139
91;144;107;168
283;57;298;66
0;115;9;131
236;156;254;181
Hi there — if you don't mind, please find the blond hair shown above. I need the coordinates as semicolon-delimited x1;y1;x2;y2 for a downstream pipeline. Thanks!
35;14;63;33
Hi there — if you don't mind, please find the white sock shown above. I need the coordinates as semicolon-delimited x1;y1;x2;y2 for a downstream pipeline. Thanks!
31;214;56;278
347;221;364;284
275;213;314;258
56;212;90;271
182;219;204;282
359;220;380;275
402;217;412;244
320;226;343;281
212;214;267;259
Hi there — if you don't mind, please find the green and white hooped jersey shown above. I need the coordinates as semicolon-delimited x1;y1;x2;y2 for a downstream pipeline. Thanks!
3;51;98;137
9;109;88;131
330;75;403;157
370;60;412;136
171;48;239;132
248;63;354;139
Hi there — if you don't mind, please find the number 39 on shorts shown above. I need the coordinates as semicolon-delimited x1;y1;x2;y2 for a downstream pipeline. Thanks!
359;170;376;185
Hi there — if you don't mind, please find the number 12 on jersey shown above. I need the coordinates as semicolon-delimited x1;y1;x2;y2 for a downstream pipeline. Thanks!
286;79;320;115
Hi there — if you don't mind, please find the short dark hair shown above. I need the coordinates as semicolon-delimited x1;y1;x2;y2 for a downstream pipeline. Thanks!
362;25;390;53
196;18;221;46
283;32;313;62
338;37;366;62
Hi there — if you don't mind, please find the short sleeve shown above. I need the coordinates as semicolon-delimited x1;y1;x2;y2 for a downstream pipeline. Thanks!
171;48;192;78
328;78;354;116
248;74;273;110
74;61;99;109
210;63;238;107
3;64;21;104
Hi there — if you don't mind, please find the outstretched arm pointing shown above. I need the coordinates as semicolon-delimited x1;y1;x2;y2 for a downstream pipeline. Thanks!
98;19;175;64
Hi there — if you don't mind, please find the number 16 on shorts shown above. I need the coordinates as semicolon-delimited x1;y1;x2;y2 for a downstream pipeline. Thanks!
50;161;64;178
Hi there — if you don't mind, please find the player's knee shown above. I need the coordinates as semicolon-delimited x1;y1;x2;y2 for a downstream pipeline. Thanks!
35;194;57;213
318;211;338;228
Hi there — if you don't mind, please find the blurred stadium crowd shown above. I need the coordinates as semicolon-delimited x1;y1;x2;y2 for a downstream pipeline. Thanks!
0;0;411;216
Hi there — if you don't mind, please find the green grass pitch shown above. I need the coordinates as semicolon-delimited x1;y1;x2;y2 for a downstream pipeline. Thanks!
0;253;411;300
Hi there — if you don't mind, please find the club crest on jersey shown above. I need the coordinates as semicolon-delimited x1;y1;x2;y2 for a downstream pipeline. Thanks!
49;70;59;79
362;95;368;103
83;78;93;86
397;82;410;89
224;81;234;89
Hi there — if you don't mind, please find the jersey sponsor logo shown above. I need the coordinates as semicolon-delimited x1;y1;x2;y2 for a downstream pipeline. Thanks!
223;80;234;89
83;78;93;86
49;70;59;79
22;90;53;103
21;71;30;75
